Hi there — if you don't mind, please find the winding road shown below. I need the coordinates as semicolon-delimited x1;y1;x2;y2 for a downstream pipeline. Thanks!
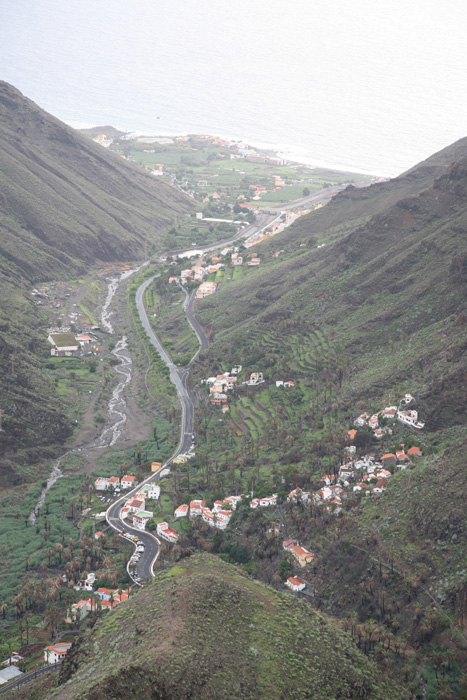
105;181;344;582
105;277;209;583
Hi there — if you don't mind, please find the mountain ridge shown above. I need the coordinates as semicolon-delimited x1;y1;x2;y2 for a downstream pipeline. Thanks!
0;81;192;468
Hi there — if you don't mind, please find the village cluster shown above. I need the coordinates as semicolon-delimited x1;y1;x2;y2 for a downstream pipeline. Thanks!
167;247;261;300
353;393;425;434
170;492;313;593
310;393;424;508
93;473;160;533
1;572;135;679
77;394;424;632
204;367;295;413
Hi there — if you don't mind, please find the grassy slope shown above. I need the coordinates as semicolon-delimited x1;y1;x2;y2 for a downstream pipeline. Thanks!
196;147;467;432
34;554;401;700
0;82;192;275
189;144;467;685
0;82;193;468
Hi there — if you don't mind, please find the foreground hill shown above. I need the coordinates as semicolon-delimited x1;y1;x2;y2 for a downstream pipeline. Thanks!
0;82;192;469
20;554;400;700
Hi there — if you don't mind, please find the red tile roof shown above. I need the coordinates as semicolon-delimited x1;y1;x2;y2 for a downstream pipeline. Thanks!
287;576;305;587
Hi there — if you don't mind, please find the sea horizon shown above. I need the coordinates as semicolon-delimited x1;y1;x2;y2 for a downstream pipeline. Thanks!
2;0;467;179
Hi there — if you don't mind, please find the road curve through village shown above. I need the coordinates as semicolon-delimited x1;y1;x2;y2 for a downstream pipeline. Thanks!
105;275;210;583
105;182;346;583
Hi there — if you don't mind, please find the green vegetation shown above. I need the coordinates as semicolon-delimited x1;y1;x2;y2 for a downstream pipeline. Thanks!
0;81;191;471
127;269;179;424
142;276;199;366
32;554;400;699
178;141;467;695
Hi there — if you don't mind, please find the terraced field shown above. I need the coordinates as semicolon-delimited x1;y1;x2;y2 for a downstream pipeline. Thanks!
214;316;344;449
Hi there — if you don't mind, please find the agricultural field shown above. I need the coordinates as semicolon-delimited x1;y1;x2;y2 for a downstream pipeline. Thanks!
105;132;373;219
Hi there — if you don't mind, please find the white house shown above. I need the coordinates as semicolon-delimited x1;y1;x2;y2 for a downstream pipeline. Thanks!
285;576;306;592
189;499;205;518
47;332;79;356
125;497;145;514
245;372;264;386
105;476;120;490
44;643;72;664
250;494;277;508
202;507;215;527
0;666;23;684
368;415;379;429
372;478;387;494
132;510;153;530
215;510;233;528
121;475;137;489
397;409;425;429
224;495;242;510
354;412;370;427
94;478;109;491
74;572;95;592
141;483;160;500
287;488;311;504
312;486;333;505
402;394;414;404
156;522;179;543
174;504;189;518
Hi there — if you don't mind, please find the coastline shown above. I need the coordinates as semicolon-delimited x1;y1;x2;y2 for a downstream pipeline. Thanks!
71;120;388;178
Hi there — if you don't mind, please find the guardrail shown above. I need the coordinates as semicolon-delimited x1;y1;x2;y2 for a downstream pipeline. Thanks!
0;662;61;695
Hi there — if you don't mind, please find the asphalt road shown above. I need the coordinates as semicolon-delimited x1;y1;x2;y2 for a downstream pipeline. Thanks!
0;663;61;696
104;187;339;582
167;210;277;257
105;276;210;583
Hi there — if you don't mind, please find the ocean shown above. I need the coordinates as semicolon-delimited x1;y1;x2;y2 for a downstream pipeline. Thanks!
1;0;467;176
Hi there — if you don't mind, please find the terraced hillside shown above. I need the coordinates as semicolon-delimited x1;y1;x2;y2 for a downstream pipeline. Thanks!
196;145;467;441
185;142;467;697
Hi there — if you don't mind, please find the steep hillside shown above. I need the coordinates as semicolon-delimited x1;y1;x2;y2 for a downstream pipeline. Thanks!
20;554;400;700
196;146;467;431
181;143;467;695
270;135;467;249
0;81;192;277
0;81;192;468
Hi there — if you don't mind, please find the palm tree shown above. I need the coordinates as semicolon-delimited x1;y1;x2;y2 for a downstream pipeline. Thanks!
54;542;64;564
13;594;23;619
18;619;24;645
0;601;7;620
24;613;32;645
